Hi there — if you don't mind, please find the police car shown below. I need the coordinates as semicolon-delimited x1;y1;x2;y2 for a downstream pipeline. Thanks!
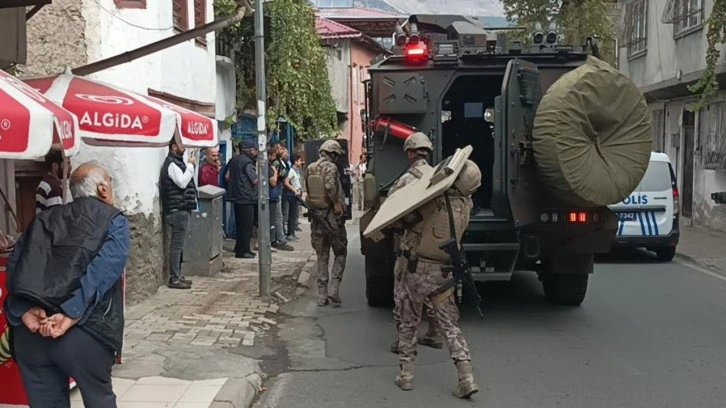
608;152;680;261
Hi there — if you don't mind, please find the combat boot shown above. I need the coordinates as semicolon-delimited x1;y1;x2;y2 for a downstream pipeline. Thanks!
453;360;479;399
317;287;329;307
395;362;414;391
418;325;444;349
328;279;342;304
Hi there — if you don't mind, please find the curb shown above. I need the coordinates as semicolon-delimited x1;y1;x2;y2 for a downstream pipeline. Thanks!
296;256;317;289
675;252;726;277
211;374;263;408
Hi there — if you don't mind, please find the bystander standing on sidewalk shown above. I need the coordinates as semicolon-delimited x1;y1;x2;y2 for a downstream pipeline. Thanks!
354;153;367;211
35;150;69;213
284;153;304;241
227;139;259;259
160;139;197;290
269;144;293;251
4;162;130;408
199;146;221;187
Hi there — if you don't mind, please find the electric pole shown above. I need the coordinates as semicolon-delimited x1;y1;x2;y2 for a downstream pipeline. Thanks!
254;0;271;303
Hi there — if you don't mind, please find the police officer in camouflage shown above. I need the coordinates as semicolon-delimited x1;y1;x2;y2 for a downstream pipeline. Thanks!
394;159;482;399
389;132;443;354
304;140;348;307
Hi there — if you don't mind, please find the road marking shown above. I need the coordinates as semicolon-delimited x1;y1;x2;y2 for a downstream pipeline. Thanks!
676;257;726;283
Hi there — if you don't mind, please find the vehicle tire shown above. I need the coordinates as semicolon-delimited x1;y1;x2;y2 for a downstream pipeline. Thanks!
542;274;589;306
365;256;395;307
654;247;676;262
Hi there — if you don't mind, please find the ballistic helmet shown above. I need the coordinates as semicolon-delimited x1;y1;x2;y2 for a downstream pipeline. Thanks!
319;139;344;156
403;132;433;152
454;160;482;196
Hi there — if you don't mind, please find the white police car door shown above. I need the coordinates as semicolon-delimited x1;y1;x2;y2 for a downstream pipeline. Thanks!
611;159;674;237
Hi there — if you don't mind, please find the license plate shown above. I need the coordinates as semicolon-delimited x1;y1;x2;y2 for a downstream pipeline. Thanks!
616;212;637;222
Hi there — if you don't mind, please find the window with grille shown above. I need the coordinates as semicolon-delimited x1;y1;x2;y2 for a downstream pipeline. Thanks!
674;0;703;36
627;0;647;58
194;0;207;46
115;0;146;8
173;0;189;31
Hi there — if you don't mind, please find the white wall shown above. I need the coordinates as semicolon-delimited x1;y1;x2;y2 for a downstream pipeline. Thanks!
618;0;725;90
75;0;217;215
324;41;351;114
215;56;236;122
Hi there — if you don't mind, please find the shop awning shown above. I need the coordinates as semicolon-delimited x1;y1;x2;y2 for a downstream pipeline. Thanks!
24;73;217;148
0;70;78;159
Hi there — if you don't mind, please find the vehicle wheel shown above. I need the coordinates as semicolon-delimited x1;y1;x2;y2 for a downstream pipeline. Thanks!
654;247;676;262
542;274;589;306
365;256;395;307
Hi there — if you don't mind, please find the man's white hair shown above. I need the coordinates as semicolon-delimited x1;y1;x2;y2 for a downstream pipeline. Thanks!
69;161;109;199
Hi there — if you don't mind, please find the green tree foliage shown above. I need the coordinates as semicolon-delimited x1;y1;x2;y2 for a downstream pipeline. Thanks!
501;0;617;65
688;0;726;112
214;0;338;139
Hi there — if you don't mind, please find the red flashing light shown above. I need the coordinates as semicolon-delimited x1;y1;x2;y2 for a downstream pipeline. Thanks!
404;42;429;61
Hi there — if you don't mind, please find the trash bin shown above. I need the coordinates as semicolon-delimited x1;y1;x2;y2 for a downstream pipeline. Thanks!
182;185;225;277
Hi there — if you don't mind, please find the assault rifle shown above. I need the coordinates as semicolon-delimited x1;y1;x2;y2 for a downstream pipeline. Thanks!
428;193;484;319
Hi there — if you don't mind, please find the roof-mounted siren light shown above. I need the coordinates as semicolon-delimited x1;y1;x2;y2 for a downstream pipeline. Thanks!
532;22;544;44
394;24;407;48
546;22;558;44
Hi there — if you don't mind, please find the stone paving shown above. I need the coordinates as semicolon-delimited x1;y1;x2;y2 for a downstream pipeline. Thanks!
123;246;313;350
676;222;726;274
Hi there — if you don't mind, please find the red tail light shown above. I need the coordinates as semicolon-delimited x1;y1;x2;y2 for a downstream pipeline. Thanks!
568;211;589;223
673;184;680;214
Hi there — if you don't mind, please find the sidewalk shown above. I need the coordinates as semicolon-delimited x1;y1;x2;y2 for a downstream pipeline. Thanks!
70;224;316;408
676;222;726;274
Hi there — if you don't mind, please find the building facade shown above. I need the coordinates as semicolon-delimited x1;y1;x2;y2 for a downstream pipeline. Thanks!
317;15;389;163
618;0;726;230
19;0;218;303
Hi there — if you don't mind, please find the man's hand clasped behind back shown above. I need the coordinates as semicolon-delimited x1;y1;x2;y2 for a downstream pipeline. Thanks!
22;307;79;338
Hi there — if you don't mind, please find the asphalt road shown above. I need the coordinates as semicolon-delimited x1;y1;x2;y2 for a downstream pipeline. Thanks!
254;229;726;408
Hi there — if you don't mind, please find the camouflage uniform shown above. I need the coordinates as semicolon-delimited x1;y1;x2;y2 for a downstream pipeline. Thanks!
394;159;482;399
396;191;473;368
304;151;348;306
389;158;442;353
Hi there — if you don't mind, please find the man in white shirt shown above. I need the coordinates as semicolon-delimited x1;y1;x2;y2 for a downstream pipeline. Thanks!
354;154;367;211
159;139;198;290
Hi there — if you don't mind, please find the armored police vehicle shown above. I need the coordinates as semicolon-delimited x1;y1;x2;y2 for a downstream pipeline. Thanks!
359;15;637;308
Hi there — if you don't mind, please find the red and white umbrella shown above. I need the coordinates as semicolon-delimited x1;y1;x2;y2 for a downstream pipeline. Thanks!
24;73;217;148
0;70;78;159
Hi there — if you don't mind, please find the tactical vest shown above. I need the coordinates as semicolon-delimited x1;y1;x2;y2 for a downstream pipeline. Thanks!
402;191;472;262
305;159;343;210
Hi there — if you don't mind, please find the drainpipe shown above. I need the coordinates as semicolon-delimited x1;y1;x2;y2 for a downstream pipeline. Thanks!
72;1;253;77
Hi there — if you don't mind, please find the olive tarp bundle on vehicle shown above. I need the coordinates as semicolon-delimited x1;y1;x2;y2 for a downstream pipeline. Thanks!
532;56;653;207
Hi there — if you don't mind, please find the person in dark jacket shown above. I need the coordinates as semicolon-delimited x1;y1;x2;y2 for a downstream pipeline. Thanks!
160;139;197;289
226;138;259;258
3;161;130;408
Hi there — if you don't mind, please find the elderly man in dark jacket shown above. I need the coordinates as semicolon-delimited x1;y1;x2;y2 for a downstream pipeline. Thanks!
3;161;130;408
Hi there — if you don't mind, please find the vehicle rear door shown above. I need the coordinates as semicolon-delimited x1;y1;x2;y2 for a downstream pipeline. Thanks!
496;58;541;227
611;160;674;237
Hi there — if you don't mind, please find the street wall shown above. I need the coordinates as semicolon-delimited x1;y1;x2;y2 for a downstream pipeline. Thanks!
23;0;217;303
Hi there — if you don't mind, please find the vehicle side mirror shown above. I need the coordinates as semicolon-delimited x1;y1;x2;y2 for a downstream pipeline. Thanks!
484;107;495;123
